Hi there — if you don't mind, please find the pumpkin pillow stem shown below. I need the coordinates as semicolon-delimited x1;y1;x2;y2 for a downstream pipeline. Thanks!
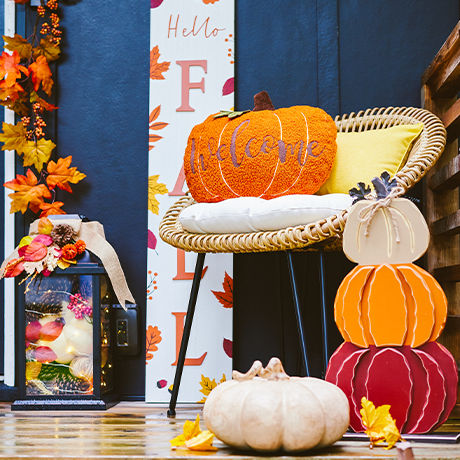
253;90;275;111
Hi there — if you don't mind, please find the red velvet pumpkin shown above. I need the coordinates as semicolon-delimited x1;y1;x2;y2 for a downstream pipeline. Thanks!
325;341;458;434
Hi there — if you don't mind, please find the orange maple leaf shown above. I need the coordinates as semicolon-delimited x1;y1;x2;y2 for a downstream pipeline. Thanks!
150;46;170;80
29;55;53;96
211;272;233;308
0;50;28;86
4;169;51;214
39;201;65;217
146;325;162;363
46;155;86;193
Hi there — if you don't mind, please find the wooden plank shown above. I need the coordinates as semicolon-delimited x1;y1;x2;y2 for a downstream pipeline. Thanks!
429;155;460;192
434;264;460;282
442;98;460;141
422;21;460;97
431;210;460;236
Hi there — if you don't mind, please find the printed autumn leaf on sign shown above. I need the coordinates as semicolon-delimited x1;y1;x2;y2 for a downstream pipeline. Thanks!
148;175;168;214
150;45;170;80
0;121;27;153
149;105;168;151
146;325;162;363
197;374;226;403
3;34;32;60
4;169;52;214
360;397;403;449
46;156;86;193
212;272;233;308
21;138;56;172
29;55;53;96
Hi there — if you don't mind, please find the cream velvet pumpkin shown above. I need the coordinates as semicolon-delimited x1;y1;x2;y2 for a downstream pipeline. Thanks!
203;358;349;452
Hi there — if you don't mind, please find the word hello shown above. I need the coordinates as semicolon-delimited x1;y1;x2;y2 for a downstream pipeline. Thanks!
190;119;326;173
168;14;225;39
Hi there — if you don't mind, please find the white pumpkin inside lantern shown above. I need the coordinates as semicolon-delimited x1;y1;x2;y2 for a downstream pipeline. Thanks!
203;358;349;452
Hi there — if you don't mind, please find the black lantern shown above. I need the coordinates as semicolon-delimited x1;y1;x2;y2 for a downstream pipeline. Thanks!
12;251;117;410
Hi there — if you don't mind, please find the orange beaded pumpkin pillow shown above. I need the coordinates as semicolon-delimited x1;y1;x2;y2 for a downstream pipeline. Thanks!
184;91;337;203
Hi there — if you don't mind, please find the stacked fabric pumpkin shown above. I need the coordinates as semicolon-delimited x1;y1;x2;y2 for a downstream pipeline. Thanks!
325;175;458;434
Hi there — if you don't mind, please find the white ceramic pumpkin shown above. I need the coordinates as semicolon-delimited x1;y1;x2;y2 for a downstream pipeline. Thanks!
63;317;93;355
70;356;93;381
203;358;349;452
343;197;429;265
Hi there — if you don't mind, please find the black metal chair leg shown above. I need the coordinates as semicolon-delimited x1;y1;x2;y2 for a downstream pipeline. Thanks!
319;249;330;375
285;250;310;377
167;252;206;417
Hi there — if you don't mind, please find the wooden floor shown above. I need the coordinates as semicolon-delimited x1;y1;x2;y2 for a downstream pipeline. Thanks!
0;402;458;459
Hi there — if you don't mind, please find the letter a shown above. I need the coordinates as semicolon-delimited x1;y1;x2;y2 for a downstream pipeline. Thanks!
176;60;207;112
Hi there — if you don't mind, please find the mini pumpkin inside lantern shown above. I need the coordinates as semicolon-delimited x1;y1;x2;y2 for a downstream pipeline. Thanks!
184;91;337;202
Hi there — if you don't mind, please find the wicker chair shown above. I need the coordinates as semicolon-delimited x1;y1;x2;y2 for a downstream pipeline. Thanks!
160;107;446;416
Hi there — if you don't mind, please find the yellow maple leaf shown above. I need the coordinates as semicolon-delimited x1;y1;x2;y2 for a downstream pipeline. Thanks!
25;361;42;381
38;217;53;235
197;374;226;403
0;121;27;154
33;37;61;62
3;34;32;60
22;138;56;172
170;414;202;448
148;175;168;214
185;431;218;451
360;397;402;449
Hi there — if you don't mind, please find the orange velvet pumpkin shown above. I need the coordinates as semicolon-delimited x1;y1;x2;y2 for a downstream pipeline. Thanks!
334;263;447;348
183;93;337;202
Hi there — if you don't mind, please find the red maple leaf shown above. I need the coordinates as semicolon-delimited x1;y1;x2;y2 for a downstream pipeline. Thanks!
212;272;233;308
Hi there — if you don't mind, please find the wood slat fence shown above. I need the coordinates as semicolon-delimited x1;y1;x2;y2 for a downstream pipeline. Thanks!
422;21;460;367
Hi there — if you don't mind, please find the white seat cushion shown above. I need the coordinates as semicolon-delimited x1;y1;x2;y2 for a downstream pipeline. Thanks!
179;194;353;234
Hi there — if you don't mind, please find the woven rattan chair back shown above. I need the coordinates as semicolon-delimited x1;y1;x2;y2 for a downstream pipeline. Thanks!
159;107;446;254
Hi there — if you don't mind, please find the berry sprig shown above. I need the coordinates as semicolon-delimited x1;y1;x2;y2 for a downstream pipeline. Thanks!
0;0;85;217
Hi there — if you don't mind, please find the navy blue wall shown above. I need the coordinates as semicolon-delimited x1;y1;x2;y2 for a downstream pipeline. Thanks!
56;3;149;397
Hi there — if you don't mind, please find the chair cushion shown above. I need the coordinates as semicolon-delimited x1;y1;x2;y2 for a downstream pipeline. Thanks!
179;194;353;234
318;123;424;195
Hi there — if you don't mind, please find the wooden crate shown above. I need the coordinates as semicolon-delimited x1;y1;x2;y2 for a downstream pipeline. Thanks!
422;21;460;365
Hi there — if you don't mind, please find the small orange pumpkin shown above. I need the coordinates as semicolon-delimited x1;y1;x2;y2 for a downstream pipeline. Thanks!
184;91;337;202
334;263;447;348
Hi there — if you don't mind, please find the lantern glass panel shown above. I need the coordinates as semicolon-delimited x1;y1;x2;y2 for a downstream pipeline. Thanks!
25;275;94;396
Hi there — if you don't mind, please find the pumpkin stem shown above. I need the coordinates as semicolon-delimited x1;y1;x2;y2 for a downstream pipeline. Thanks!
232;360;263;381
253;91;275;111
260;357;289;380
232;357;290;381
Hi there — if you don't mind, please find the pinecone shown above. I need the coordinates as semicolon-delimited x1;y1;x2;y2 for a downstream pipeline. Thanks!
25;302;62;322
54;373;91;395
51;224;75;247
25;278;71;322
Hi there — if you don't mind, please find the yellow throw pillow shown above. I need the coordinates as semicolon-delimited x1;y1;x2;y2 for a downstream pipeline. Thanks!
317;123;424;195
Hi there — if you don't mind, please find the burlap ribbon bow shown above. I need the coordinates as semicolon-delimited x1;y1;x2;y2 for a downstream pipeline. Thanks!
357;185;406;241
0;216;135;309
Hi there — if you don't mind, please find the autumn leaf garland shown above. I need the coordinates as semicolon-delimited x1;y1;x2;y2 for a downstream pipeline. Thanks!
1;0;85;217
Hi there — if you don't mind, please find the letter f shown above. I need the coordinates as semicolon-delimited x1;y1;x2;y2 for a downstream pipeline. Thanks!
176;60;208;112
